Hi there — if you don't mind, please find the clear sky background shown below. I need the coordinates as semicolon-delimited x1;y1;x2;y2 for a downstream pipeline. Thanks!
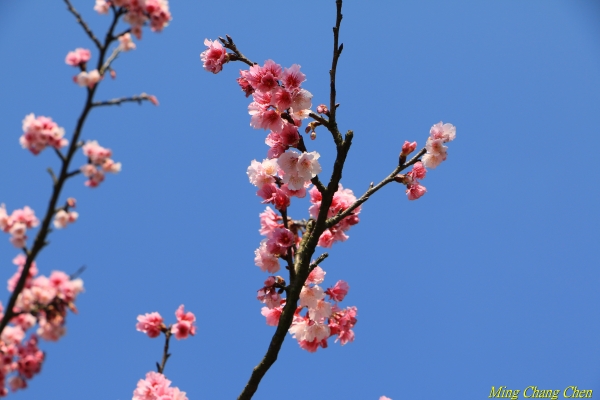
0;0;599;399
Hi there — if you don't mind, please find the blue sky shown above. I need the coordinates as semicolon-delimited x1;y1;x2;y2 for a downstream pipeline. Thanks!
0;0;599;399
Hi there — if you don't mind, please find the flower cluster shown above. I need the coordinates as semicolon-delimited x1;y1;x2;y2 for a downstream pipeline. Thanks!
0;256;84;395
65;48;102;88
74;70;101;88
260;266;357;352
395;122;456;200
308;184;361;248
10;255;85;341
0;205;39;248
80;140;122;188
200;39;227;74
422;121;456;169
136;305;197;340
65;48;91;67
94;0;172;40
132;371;188;400
20;114;68;155
53;199;79;229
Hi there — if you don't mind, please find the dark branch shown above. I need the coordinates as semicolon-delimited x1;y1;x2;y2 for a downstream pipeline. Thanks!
309;253;329;272
92;94;156;107
0;5;124;335
157;330;172;374
326;147;427;228
219;35;256;67
64;0;102;50
237;3;348;399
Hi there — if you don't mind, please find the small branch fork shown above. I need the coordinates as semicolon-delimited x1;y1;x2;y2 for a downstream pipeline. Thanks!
0;1;150;335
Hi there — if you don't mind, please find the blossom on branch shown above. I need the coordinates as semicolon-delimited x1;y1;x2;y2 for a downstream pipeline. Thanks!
200;39;228;74
132;371;188;400
65;48;91;66
20;114;67;155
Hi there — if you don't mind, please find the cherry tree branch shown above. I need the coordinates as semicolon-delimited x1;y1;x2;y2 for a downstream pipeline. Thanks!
92;94;156;107
326;147;427;228
0;3;125;335
156;330;172;374
64;0;102;50
237;2;349;399
219;35;256;67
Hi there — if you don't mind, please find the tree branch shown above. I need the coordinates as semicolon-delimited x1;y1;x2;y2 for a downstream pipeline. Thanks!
64;0;102;50
0;5;124;335
157;330;172;374
92;94;156;107
326;147;427;228
237;2;349;399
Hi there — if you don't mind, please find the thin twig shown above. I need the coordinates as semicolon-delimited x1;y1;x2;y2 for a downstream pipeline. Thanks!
309;253;329;272
219;35;256;67
47;168;57;185
92;94;154;107
326;147;427;229
64;0;102;50
157;330;172;374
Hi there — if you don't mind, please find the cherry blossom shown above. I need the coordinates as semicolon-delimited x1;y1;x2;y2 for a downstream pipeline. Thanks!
200;39;228;74
53;210;79;229
73;69;101;88
136;312;164;338
171;305;196;340
118;33;136;52
80;140;121;187
0;205;39;248
326;280;349;302
65;48;91;66
132;371;188;400
20;114;68;155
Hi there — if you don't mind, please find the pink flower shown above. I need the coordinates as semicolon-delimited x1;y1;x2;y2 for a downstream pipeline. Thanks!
259;207;283;237
430;121;456;143
254;240;280;273
53;209;79;229
171;305;196;340
245;60;282;92
289;89;313;119
7;254;38;292
201;39;228;74
408;161;426;180
247;159;278;188
329;306;357;345
278;150;321;190
401;140;417;156
261;305;283;326
406;183;426;200
256;183;290;211
299;285;324;310
20;113;68;155
281;64;306;90
94;0;111;14
65;48;91;66
308;299;332;321
326;280;349;302
380;397;393;400
237;71;254;97
132;371;188;400
81;140;121;187
266;227;294;256
118;33;136;51
136;312;164;338
73;69;101;88
307;266;325;284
